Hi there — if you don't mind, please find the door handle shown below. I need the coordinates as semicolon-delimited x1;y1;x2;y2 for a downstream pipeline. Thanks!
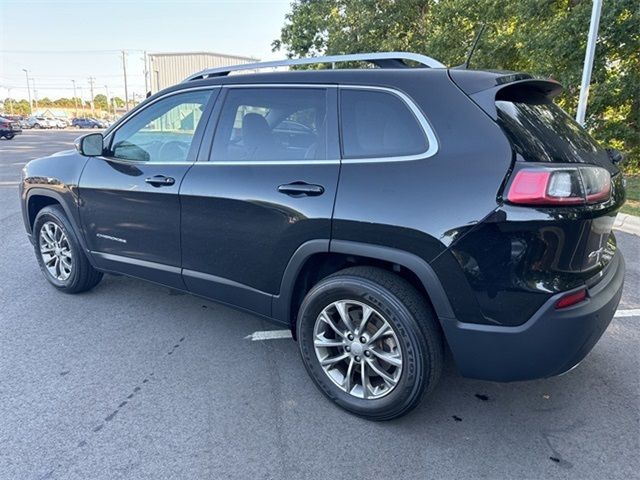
145;175;175;187
278;182;325;197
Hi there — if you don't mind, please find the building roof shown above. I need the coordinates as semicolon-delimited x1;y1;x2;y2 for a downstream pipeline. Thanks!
148;51;258;61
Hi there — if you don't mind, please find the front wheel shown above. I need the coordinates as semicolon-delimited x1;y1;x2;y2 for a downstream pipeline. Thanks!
5;133;15;140
33;205;103;293
297;266;444;420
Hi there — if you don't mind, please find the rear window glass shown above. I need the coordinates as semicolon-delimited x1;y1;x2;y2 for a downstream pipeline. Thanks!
496;96;601;163
340;89;427;159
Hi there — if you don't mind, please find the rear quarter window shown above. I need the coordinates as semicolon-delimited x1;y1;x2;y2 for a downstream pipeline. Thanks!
339;89;428;159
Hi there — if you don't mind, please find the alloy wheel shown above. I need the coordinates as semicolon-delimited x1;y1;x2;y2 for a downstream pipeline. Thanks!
39;221;73;281
313;300;403;399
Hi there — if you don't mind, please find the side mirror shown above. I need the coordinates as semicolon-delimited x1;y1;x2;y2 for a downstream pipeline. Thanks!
75;133;104;157
606;148;624;165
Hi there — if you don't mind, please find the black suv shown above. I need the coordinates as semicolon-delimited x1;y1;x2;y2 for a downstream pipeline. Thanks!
19;53;625;420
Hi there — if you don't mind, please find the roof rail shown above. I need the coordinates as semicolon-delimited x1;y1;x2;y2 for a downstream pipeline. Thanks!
183;52;446;82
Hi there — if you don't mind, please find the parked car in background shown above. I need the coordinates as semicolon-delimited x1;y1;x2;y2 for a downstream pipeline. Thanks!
0;116;22;139
90;118;107;128
47;118;67;129
53;117;69;128
26;116;54;129
72;118;102;129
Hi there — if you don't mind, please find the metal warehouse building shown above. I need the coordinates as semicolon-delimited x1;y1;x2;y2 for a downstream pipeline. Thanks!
148;52;259;93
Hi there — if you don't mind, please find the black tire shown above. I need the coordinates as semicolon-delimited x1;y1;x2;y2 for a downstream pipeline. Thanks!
33;205;103;293
297;266;444;421
5;133;15;140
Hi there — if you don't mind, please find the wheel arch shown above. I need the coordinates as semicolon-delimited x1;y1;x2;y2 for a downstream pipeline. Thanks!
25;189;92;260
273;239;456;338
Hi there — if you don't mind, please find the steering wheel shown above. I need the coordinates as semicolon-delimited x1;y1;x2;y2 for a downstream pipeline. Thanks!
158;141;189;162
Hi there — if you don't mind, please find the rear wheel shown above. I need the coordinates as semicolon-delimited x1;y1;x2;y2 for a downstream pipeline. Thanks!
297;266;443;420
5;133;15;140
33;205;103;293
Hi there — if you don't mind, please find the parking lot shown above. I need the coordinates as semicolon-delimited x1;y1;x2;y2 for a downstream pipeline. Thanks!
1;130;638;479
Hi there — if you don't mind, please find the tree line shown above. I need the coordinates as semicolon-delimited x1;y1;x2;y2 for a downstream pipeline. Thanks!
2;94;126;116
273;0;639;172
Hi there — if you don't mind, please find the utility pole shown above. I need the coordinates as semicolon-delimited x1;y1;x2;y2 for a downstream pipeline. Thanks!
104;85;111;116
22;69;32;115
88;76;96;116
78;86;84;116
121;50;129;111
143;51;149;95
576;0;603;126
71;80;78;117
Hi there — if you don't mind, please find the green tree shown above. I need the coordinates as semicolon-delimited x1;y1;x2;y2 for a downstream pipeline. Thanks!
113;96;124;108
2;98;31;116
274;0;640;171
94;94;108;110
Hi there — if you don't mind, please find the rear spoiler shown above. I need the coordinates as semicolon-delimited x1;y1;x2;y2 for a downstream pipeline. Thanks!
449;70;563;120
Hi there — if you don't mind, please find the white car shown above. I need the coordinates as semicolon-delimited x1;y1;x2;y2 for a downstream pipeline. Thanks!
48;118;68;129
26;116;54;129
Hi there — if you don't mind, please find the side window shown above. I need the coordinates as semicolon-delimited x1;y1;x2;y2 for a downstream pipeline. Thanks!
109;89;212;163
211;88;327;161
340;89;428;159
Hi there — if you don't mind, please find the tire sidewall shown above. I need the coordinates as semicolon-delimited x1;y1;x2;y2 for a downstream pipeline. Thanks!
33;207;83;290
297;277;428;418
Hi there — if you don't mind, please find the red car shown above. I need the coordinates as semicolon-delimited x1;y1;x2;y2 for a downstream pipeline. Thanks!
0;116;22;140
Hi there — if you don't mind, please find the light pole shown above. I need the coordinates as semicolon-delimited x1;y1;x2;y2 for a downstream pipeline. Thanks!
71;80;78;117
88;76;96;116
31;78;38;112
22;69;32;115
576;0;603;126
6;87;13;115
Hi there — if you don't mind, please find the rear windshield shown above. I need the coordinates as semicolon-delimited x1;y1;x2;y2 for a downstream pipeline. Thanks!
496;95;602;163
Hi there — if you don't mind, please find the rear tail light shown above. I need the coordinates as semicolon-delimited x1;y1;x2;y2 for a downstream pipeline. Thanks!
507;166;611;206
555;288;587;309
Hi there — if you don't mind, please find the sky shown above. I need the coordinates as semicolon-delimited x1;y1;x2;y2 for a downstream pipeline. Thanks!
0;0;293;101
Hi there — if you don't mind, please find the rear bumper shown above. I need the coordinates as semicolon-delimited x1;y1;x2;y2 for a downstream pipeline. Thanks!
441;251;625;382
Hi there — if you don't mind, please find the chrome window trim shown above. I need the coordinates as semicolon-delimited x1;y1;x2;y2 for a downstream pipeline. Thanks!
106;83;439;167
338;85;439;163
199;83;438;166
194;159;341;166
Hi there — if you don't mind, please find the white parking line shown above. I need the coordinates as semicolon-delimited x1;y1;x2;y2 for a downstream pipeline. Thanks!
245;330;292;341
246;309;640;341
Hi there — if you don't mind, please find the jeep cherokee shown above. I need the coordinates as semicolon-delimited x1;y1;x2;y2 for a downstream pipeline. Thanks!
20;52;626;420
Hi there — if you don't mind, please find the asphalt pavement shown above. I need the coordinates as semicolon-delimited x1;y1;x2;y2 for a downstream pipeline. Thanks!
1;130;638;480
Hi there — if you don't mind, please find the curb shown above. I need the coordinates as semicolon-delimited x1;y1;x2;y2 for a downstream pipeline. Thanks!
613;213;640;237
